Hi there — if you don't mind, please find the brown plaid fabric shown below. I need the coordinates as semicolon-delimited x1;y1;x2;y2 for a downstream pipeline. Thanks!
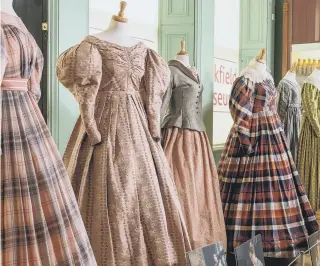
1;12;97;265
218;76;319;258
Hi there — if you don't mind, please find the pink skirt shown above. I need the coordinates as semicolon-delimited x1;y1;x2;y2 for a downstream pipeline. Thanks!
162;127;227;250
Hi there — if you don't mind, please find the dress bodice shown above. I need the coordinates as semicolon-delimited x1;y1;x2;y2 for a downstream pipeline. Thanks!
1;12;43;101
161;60;206;132
56;36;170;145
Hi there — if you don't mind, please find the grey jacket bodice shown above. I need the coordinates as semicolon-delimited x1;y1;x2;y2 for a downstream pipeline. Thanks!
161;60;206;131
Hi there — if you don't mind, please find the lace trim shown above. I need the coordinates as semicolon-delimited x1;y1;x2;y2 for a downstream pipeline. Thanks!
305;68;320;90
240;58;274;85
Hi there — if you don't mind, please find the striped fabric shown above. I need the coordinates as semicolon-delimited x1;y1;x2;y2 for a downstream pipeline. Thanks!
1;12;97;266
298;83;320;212
218;76;319;258
277;76;302;163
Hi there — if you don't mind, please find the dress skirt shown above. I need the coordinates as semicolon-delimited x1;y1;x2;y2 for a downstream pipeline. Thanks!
63;92;191;265
297;83;320;214
162;127;227;250
1;91;97;266
218;110;319;258
298;118;320;212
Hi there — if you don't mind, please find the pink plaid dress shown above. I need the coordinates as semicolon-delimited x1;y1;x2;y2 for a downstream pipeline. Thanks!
218;60;319;258
1;12;97;266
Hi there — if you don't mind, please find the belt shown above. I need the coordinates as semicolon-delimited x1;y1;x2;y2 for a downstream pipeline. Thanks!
1;78;28;91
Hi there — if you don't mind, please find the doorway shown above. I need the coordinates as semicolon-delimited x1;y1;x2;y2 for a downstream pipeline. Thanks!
13;0;48;121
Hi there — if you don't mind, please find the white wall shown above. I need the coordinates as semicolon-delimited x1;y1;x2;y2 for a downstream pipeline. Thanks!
213;0;240;148
89;0;159;50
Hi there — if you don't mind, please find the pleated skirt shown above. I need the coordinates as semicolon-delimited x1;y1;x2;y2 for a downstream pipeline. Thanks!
63;92;191;266
162;127;227;250
1;91;97;266
218;111;319;258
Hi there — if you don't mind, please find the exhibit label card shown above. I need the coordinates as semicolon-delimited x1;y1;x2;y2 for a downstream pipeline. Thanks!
187;241;227;266
235;234;265;266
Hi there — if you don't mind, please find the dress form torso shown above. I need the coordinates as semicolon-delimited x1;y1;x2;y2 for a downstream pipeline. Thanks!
0;0;18;16
175;54;191;68
93;19;140;47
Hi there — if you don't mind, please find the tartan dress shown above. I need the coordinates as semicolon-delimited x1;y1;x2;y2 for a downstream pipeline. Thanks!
218;59;319;258
1;12;97;266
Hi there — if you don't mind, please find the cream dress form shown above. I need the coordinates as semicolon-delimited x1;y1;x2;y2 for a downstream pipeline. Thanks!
175;54;191;68
93;18;140;47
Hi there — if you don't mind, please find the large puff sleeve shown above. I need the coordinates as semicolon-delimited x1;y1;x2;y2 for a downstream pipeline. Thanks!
56;41;102;145
142;49;170;141
229;77;256;155
302;83;320;137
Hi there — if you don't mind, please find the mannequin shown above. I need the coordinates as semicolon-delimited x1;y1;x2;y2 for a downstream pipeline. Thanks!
175;40;191;68
277;61;301;162
93;1;140;47
283;62;297;82
0;0;18;16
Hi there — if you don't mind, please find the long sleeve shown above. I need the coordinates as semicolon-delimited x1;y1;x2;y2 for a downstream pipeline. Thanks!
277;81;291;124
143;49;170;141
56;41;102;145
160;73;173;124
28;42;44;102
0;27;7;156
229;77;256;155
302;83;320;137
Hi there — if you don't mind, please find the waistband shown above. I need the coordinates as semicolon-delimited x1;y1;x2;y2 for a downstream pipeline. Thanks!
288;104;302;108
104;90;140;95
1;78;28;91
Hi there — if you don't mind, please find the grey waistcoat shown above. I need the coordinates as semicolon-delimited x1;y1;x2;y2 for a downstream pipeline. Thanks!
161;60;206;132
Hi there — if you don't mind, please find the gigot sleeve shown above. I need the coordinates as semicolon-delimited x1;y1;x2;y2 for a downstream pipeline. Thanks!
229;77;256;155
28;42;44;102
277;81;291;124
56;41;102;145
142;49;170;141
302;83;320;137
160;70;173;124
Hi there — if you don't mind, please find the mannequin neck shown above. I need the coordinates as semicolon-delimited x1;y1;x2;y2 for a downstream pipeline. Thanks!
0;0;18;16
175;55;191;68
104;19;130;36
284;71;297;82
93;19;140;47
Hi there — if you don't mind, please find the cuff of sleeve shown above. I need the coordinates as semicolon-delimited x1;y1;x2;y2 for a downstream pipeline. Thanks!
147;109;161;141
86;125;102;146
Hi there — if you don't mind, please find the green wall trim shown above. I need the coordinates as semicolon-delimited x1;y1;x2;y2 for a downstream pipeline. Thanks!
47;0;89;153
47;0;60;143
195;0;215;144
274;0;285;85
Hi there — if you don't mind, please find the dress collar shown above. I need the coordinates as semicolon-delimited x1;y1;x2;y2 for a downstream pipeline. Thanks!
239;58;274;85
168;60;199;83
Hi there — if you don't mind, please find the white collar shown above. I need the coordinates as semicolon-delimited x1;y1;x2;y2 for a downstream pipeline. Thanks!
240;58;274;85
283;71;298;84
305;68;320;90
